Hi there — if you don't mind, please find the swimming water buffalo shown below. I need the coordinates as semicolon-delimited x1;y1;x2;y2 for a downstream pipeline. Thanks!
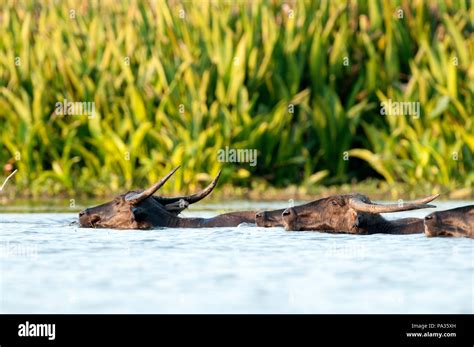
79;167;255;229
81;165;473;237
424;205;474;238
257;193;439;234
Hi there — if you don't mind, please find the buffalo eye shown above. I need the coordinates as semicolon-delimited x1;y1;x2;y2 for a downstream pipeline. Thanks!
331;200;338;206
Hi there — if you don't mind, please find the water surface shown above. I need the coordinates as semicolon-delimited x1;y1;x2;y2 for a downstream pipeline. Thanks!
1;201;472;313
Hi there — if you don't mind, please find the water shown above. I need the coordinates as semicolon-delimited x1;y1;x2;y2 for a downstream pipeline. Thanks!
1;201;472;313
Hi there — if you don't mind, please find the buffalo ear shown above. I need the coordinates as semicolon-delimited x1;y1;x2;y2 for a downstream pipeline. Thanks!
164;199;189;211
131;207;148;222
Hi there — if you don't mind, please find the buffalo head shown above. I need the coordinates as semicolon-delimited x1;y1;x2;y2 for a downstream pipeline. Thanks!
424;205;474;238
79;166;221;229
255;210;282;227
257;194;439;233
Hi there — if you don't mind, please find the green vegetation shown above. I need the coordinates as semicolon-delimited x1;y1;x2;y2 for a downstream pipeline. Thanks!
0;0;473;199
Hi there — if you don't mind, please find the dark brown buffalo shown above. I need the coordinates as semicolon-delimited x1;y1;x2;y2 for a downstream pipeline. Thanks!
79;167;255;229
424;205;474;238
257;194;439;234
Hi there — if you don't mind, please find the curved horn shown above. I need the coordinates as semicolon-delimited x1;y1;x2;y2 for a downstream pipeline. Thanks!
126;166;180;204
349;194;440;213
156;170;222;207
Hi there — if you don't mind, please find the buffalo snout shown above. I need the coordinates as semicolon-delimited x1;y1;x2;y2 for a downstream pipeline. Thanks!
423;213;439;236
256;211;268;227
79;209;101;227
282;208;297;231
424;214;436;221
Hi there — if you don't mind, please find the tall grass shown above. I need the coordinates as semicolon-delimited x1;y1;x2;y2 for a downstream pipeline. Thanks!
0;0;472;197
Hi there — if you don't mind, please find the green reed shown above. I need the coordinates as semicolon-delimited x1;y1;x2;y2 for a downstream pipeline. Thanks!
0;0;472;197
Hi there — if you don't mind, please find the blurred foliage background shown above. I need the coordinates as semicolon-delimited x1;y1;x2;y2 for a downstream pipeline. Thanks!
0;0;473;199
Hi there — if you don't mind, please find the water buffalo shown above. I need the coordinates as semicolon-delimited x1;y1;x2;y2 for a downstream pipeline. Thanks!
424;205;474;238
79;167;255;229
257;193;439;234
